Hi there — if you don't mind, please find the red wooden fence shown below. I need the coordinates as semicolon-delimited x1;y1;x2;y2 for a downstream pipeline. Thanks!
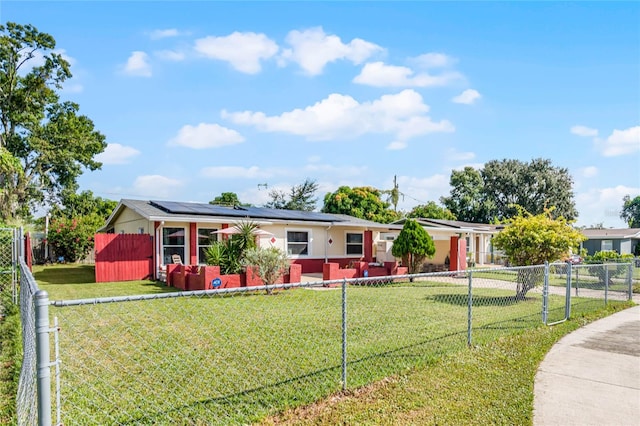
95;234;154;283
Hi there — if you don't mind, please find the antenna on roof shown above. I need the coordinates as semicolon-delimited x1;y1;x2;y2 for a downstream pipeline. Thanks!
257;183;268;190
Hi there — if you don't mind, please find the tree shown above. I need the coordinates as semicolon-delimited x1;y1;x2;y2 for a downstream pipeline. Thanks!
391;219;435;274
407;201;456;220
620;195;640;228
242;247;290;294
440;167;495;223
322;186;400;223
0;23;106;222
492;208;586;299
482;158;577;221
50;188;117;220
441;159;578;223
265;178;318;211
381;175;402;212
209;192;243;207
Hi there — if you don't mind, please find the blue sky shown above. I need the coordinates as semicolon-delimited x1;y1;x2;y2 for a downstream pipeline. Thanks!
3;1;639;227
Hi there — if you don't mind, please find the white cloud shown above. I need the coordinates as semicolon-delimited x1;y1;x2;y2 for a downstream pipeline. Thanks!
570;125;599;137
123;51;152;77
168;123;244;149
280;27;384;75
411;52;455;69
395;174;450;210
452;89;481;105
353;62;463;88
575;185;640;228
95;143;141;165
154;50;186;61
149;28;181;40
131;175;184;199
194;32;278;74
600;126;640;157
445;148;475;162
200;166;275;179
222;89;454;147
387;141;407;150
580;166;599;178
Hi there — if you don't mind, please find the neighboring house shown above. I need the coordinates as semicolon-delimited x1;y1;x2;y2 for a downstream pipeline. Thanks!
100;199;403;279
393;218;503;267
580;228;640;255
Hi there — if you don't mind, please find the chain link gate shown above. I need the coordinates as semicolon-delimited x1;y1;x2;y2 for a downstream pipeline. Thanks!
0;227;19;304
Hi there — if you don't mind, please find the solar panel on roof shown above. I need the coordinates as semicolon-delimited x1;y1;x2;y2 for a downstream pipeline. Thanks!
149;200;344;222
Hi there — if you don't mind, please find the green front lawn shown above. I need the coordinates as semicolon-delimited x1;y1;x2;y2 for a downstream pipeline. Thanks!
29;263;628;425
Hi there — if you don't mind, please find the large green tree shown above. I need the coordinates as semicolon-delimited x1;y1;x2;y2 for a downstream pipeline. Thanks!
492;208;585;299
620;195;640;228
265;178;318;211
440;167;495;223
0;22;106;221
322;186;400;223
408;201;456;220
391;219;435;274
482;158;577;221
50;188;116;220
441;159;577;223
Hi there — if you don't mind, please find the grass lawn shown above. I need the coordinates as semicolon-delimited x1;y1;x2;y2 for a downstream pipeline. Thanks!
260;303;633;426
33;264;177;300
30;264;631;425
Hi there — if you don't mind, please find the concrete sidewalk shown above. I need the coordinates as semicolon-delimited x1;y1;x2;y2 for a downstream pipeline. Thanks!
534;305;640;426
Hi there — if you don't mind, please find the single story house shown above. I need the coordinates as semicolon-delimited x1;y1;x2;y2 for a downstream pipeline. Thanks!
580;228;640;256
99;199;404;280
392;218;504;267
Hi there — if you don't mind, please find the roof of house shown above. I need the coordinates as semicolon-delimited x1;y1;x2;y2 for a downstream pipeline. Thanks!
581;228;640;239
393;217;503;233
101;199;403;231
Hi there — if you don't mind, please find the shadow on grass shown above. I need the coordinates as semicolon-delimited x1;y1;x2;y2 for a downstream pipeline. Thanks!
33;264;96;284
428;293;534;307
119;330;469;425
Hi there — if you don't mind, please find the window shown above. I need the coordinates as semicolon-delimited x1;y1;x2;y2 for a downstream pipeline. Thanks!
346;232;363;255
601;240;613;251
287;231;309;256
198;228;218;264
163;227;185;264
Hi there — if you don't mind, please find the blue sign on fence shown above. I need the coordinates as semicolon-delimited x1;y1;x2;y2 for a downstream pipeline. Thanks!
211;278;222;289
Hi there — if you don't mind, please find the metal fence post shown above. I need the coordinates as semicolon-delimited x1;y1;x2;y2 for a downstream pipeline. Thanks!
604;264;609;305
565;262;572;320
628;264;633;301
542;262;549;325
35;290;52;426
341;278;347;391
467;270;473;346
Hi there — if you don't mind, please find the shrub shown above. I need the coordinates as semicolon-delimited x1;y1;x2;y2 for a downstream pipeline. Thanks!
47;214;103;262
242;247;290;294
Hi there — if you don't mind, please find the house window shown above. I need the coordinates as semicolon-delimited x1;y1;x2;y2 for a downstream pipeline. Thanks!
163;227;185;264
346;232;363;255
198;228;218;264
601;240;613;251
287;230;310;256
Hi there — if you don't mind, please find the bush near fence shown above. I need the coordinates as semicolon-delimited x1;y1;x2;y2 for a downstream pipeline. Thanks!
15;260;635;425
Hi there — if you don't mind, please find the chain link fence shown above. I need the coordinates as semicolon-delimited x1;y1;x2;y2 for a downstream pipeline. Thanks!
24;262;629;425
16;257;39;426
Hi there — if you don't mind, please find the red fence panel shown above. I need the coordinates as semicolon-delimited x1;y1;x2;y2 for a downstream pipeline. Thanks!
95;234;153;283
